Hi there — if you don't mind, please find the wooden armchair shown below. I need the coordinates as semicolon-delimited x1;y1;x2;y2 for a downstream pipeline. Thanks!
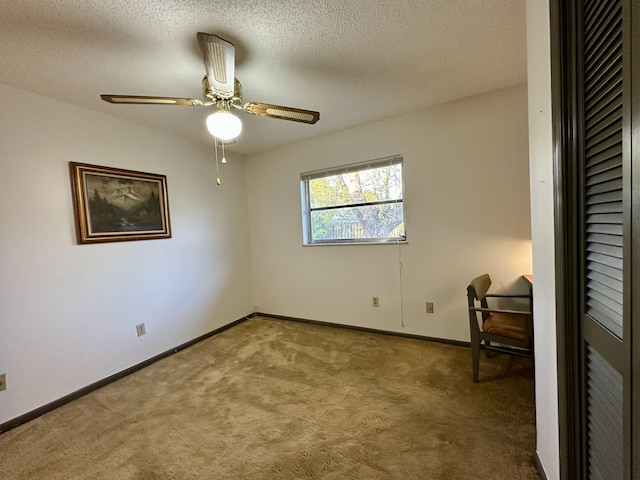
467;274;533;383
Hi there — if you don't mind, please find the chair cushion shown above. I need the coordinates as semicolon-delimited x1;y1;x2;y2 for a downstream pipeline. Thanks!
483;312;532;341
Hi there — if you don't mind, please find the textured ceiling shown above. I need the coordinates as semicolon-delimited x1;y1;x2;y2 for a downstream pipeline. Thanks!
0;0;526;155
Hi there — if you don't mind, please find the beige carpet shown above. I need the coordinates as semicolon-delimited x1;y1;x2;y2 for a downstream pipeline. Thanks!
1;317;538;479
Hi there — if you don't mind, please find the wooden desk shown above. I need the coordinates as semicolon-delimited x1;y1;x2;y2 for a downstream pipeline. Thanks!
523;274;533;299
523;275;534;320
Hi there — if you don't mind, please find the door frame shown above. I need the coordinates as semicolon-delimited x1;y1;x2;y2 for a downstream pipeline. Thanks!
549;0;583;477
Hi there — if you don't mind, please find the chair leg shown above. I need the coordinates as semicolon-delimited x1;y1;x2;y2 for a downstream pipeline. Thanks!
472;339;480;383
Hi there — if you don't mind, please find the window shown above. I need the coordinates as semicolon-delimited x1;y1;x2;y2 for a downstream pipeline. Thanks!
300;155;406;245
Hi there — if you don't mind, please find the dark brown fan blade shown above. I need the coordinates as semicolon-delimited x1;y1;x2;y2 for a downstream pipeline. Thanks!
197;33;235;99
243;102;319;124
100;95;204;106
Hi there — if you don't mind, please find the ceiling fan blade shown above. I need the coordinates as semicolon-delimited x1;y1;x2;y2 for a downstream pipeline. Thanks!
197;33;235;99
243;102;320;124
101;95;204;106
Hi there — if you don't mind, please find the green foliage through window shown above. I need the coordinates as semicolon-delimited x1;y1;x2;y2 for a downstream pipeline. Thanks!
301;155;406;244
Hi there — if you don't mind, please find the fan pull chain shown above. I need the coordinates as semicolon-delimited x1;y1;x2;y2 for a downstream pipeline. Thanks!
221;140;227;164
214;137;221;185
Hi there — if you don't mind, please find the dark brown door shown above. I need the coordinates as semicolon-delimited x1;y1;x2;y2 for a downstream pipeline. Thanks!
552;0;637;478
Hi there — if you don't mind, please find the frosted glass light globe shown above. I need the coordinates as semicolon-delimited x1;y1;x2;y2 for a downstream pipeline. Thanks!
206;110;242;141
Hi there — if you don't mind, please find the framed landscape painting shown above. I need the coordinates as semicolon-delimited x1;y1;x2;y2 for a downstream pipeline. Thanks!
70;162;172;244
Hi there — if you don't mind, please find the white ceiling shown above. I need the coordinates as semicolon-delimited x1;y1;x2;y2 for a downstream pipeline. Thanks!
0;0;527;155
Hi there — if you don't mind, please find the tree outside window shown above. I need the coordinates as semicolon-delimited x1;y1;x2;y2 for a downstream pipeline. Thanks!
301;156;406;244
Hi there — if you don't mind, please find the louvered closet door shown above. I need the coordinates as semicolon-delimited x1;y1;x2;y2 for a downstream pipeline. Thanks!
581;0;627;478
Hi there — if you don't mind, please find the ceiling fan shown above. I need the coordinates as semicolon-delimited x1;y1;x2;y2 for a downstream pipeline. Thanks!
100;33;320;141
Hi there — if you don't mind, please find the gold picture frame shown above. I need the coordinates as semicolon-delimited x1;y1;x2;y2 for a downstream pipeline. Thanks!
70;162;172;244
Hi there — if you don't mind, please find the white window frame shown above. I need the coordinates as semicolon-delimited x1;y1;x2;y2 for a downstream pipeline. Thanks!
300;155;407;245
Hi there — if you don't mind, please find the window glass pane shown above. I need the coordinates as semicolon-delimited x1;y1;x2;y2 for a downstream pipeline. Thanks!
310;203;404;241
301;156;406;244
309;164;402;209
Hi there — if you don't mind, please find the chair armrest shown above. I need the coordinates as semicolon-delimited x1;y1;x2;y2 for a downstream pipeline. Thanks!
485;294;531;298
470;307;532;316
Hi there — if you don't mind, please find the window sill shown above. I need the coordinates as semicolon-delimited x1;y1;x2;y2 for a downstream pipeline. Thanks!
302;240;409;247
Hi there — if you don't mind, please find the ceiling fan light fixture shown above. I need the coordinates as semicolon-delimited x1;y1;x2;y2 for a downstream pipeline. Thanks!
206;109;242;141
100;33;320;149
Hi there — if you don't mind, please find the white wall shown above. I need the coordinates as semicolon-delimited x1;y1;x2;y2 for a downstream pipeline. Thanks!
526;1;560;478
0;84;253;424
244;85;532;342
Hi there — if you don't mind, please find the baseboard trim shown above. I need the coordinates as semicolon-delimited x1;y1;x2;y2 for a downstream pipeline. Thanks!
1;311;467;434
0;314;255;435
534;452;548;480
257;312;470;348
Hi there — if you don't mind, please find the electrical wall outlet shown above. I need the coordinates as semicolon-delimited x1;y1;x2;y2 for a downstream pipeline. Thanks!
136;323;146;337
372;296;380;307
0;373;6;392
426;302;434;314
